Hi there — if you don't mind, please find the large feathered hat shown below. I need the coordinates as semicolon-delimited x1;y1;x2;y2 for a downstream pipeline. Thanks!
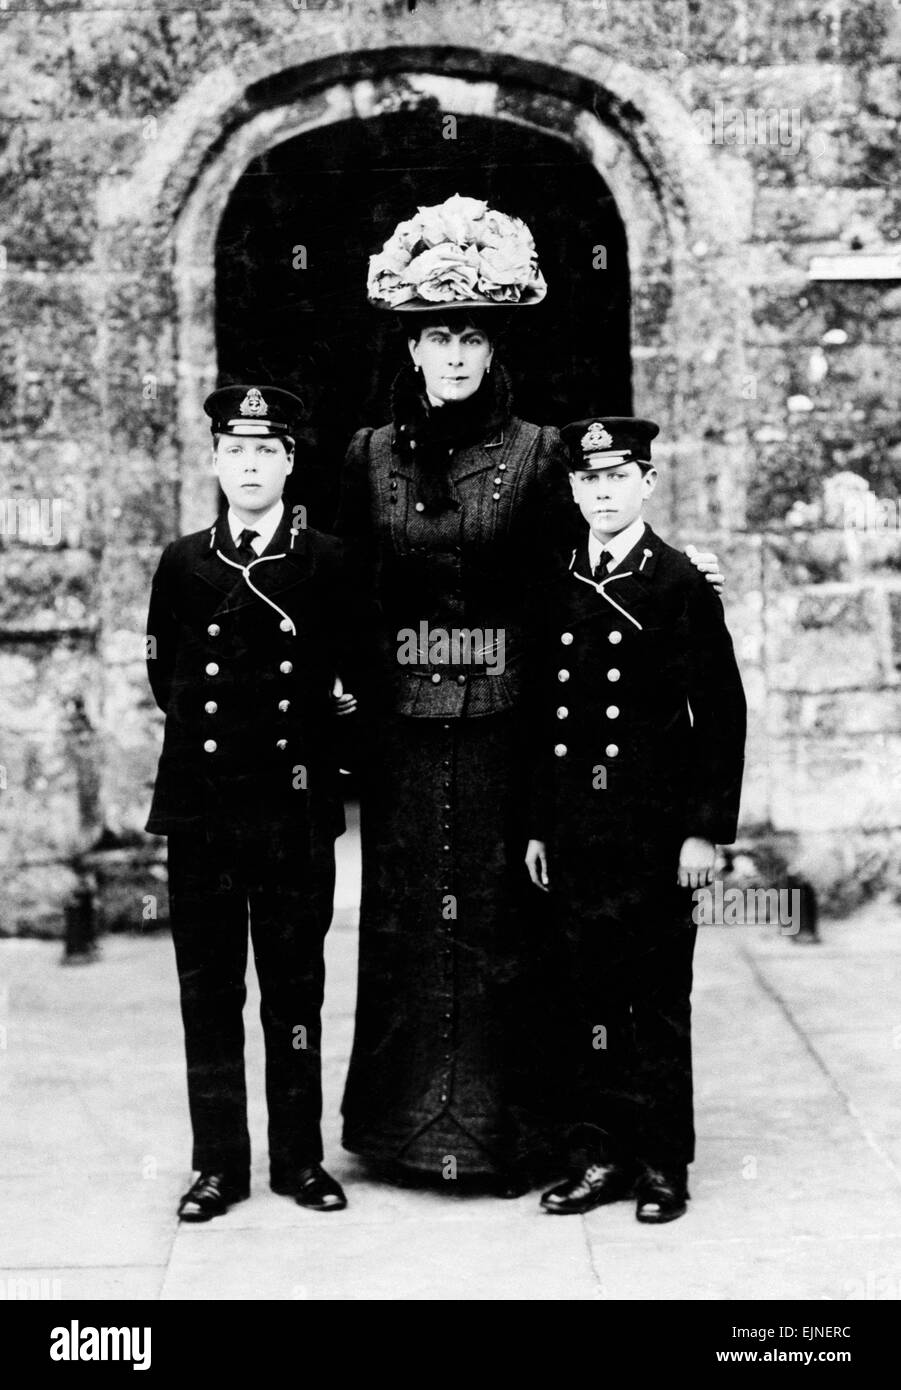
367;193;547;312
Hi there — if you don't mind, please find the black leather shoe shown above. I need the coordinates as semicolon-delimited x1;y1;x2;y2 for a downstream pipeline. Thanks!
276;1164;347;1211
540;1162;636;1215
177;1172;250;1223
635;1167;689;1224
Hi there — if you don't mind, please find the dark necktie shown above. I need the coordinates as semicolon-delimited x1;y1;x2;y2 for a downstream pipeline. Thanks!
236;528;259;566
592;549;612;582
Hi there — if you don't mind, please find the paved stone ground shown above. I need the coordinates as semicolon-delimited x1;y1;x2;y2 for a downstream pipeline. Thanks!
2;817;900;1301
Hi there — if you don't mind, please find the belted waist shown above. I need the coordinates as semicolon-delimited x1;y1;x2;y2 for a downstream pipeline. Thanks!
388;657;524;718
408;666;489;682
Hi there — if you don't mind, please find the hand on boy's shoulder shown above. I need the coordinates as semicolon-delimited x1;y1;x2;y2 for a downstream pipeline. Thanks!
656;537;725;605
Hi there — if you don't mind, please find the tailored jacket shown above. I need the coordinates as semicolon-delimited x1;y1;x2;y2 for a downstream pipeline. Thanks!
529;524;747;853
145;508;365;839
335;367;572;719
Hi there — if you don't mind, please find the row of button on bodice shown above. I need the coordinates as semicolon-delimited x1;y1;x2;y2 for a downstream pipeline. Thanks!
389;452;509;510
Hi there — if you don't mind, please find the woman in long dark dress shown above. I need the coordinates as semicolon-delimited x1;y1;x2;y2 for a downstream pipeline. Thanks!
336;196;718;1190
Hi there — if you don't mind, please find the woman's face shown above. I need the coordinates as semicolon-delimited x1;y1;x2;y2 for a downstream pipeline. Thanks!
408;325;493;406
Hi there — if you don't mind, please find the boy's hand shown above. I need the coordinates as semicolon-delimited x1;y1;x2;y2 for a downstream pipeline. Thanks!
684;545;724;594
525;839;550;891
678;837;716;890
331;675;357;716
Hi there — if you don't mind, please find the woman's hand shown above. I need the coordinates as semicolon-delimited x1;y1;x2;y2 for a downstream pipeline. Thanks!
525;839;550;891
331;675;358;716
684;545;724;594
677;836;716;890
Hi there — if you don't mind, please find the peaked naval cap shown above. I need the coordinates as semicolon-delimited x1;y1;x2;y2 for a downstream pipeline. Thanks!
203;385;305;440
562;416;660;472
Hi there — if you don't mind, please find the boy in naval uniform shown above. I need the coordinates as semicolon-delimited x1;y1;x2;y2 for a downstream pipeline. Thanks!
525;417;746;1222
146;385;361;1221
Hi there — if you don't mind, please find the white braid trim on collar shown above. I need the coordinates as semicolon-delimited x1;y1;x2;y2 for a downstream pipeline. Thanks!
215;549;297;636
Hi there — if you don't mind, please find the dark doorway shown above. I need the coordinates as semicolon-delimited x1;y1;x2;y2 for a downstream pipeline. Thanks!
215;110;631;526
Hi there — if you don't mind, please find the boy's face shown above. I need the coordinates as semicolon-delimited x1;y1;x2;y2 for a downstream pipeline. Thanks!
212;435;293;515
568;460;657;541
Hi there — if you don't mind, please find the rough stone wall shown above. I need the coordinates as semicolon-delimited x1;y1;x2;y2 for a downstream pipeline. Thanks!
0;0;899;932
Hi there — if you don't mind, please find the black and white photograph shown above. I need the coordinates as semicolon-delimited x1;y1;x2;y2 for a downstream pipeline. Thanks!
1;0;900;1339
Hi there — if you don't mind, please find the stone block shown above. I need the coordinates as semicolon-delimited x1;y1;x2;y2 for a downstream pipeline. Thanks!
105;372;179;448
743;342;894;422
749;280;901;349
764;529;901;585
0;641;102;869
817;342;898;412
766;584;885;692
0;125;100;270
673;349;748;438
97;443;180;548
0;373;100;442
0;272;102;437
104;273;178;363
628;278;673;348
768;734;901;834
64;9;278;119
745;425;901;532
0;275;98;371
0;550;97;631
578;0;691;62
792;827;901;916
0;862;80;939
103;542;171;607
652;437;749;535
837;1;899;65
737;740;770;827
745;429;819;530
100;546;173;656
751;186;891;251
888;591;901;673
0;15;76;122
87;848;170;933
769;690;901;739
794;110;900;191
688;62;859;127
686;0;838;65
631;351;677;422
862;64;901;120
0;441;96;548
100;660;165;839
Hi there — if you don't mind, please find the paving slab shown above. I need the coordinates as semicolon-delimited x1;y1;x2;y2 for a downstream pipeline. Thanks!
161;1216;599;1301
0;1266;166;1301
1;856;900;1300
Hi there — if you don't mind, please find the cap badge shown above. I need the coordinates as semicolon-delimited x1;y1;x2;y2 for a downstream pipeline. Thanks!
239;388;269;418
582;422;613;451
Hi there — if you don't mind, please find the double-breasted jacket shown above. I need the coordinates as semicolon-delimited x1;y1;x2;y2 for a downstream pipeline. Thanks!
529;524;747;883
145;510;363;841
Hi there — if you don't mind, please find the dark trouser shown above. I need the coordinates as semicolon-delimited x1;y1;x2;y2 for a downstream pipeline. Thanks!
553;847;697;1172
167;826;336;1183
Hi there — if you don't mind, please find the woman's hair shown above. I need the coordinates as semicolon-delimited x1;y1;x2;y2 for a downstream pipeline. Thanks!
402;307;511;344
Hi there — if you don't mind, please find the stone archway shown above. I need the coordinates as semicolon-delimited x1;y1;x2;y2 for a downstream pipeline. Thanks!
213;108;633;527
98;46;750;535
80;36;759;898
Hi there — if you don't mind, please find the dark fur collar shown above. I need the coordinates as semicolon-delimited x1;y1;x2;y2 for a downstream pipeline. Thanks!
388;363;513;512
390;361;513;444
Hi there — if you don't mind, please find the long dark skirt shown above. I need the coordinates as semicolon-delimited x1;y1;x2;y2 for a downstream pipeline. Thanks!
341;710;555;1178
